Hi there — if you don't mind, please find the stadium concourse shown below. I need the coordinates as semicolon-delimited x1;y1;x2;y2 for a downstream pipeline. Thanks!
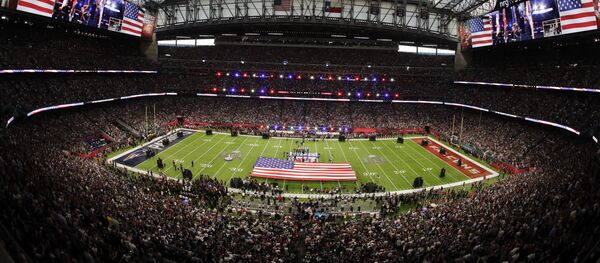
1;13;600;263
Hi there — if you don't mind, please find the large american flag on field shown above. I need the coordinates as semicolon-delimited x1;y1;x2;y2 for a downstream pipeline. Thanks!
557;0;597;34
16;0;55;17
251;157;357;181
122;1;144;36
469;16;493;48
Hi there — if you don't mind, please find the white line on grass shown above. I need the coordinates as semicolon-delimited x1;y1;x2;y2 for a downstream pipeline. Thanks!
370;139;431;187
145;132;207;171
345;140;376;184
162;134;227;174
206;136;251;180
404;139;469;181
227;137;262;183
355;140;399;190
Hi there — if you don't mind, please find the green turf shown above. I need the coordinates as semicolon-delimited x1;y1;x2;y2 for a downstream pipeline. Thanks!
135;131;479;193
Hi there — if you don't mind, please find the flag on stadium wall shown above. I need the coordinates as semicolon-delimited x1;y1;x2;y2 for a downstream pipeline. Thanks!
469;16;493;48
142;14;156;38
557;0;597;34
273;0;291;11
251;157;357;181
324;0;342;13
16;0;55;17
121;1;144;36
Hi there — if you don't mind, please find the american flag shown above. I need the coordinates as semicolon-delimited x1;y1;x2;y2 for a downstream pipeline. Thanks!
16;0;55;17
469;16;493;48
273;0;291;12
251;157;357;181
121;1;144;37
557;0;597;34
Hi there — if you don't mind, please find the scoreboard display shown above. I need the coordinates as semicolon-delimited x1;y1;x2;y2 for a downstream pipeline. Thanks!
10;0;155;38
460;0;600;48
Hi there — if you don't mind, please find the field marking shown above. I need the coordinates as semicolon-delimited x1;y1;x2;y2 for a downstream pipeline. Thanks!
370;140;430;187
355;140;400;190
208;136;252;180
344;140;376;184
404;139;470;181
392;140;453;183
381;140;443;185
188;135;240;178
227;137;263;183
145;132;208;171
161;133;228;174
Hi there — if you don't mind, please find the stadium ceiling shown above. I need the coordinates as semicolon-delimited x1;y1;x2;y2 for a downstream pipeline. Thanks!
141;0;495;43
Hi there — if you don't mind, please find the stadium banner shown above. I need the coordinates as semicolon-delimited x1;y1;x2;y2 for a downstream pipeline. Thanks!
460;0;600;48
13;0;153;38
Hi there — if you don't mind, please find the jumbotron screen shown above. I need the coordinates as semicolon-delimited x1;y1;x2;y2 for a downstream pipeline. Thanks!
5;0;155;38
460;0;600;48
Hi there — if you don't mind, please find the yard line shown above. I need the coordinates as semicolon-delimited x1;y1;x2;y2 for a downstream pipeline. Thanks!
333;137;361;189
380;140;440;186
367;139;429;187
227;137;262;183
405;139;470;181
205;136;251;180
163;133;228;174
190;135;242;179
312;139;324;192
355;140;399;191
386;140;449;184
324;139;343;189
145;132;206;171
344;140;375;184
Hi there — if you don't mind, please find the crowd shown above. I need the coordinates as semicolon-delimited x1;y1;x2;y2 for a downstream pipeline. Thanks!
1;95;599;262
1;20;600;262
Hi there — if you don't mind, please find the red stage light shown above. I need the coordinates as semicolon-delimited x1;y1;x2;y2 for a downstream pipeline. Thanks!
216;72;222;77
241;88;245;93
270;89;275;94
355;76;360;81
212;87;218;92
367;93;371;97
297;75;302;80
242;73;248;77
394;93;400;98
327;76;333;80
337;91;343;96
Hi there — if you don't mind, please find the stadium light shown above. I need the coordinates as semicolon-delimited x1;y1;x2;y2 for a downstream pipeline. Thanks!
251;89;255;93
212;87;218;92
356;92;362;97
216;72;222;77
230;88;236;93
240;88;245;93
222;88;226;92
310;76;314;80
337;91;343;96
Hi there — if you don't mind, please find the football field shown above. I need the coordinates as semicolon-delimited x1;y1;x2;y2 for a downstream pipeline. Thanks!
128;130;494;193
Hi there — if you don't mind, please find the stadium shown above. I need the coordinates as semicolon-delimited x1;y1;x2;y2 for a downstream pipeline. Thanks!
1;0;600;260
